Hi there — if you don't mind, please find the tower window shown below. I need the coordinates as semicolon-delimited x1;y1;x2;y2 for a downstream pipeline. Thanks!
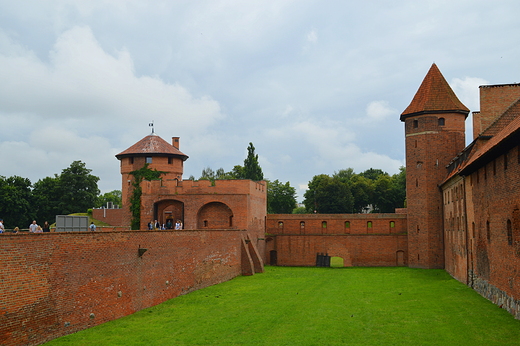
413;119;418;128
146;157;152;164
438;117;445;126
168;157;173;164
129;157;134;164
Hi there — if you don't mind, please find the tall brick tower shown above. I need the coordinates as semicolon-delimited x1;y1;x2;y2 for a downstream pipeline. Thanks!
401;64;469;269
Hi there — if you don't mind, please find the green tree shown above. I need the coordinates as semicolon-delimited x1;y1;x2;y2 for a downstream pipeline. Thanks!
96;190;122;208
229;165;246;179
372;174;394;212
0;175;33;228
292;206;307;214
267;179;297;214
58;161;100;215
303;175;353;214
360;168;387;181
32;176;62;224
349;175;374;213
243;143;263;181
391;166;406;209
333;168;355;185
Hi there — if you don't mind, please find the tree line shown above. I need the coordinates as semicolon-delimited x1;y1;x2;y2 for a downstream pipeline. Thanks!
193;143;406;214
0;161;121;229
302;167;406;214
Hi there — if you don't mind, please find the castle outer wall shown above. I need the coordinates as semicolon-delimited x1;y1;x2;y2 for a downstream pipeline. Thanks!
0;229;260;346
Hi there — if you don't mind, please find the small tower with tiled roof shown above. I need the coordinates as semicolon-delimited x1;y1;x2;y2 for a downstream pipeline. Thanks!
116;133;188;223
401;63;469;269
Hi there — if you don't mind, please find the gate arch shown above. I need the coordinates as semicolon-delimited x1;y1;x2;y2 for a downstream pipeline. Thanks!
155;199;184;229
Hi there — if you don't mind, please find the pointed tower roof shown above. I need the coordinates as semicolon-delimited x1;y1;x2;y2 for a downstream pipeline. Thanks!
116;133;188;161
400;63;469;121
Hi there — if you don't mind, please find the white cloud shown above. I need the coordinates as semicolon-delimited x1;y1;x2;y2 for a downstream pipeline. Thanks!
307;29;318;44
0;25;225;191
365;100;397;121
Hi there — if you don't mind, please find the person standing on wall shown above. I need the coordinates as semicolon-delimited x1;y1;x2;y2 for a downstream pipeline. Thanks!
42;221;50;232
29;220;38;233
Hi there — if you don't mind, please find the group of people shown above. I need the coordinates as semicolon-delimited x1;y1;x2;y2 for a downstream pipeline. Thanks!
147;219;183;230
29;220;51;233
0;219;51;233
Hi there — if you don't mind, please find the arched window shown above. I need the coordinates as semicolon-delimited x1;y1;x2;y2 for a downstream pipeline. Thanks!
367;221;372;228
300;221;305;229
278;221;284;228
322;221;327;228
390;221;395;228
438;117;445;126
345;221;350;228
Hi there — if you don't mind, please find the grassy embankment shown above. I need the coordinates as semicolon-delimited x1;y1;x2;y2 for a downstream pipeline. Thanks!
45;266;520;345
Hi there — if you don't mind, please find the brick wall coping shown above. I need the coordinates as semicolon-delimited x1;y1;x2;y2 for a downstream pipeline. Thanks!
267;213;407;219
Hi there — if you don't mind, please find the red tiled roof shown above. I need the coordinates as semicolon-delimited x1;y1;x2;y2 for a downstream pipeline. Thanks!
116;133;188;160
401;63;469;121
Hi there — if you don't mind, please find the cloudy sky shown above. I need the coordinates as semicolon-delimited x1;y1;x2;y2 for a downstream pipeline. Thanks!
1;1;519;200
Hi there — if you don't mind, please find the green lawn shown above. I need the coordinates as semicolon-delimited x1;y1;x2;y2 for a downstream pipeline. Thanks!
46;266;520;345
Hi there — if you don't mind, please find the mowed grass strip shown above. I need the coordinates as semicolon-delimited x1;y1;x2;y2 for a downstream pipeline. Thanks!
45;266;520;345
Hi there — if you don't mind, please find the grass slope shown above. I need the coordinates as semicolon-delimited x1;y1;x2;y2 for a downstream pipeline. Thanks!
45;267;520;345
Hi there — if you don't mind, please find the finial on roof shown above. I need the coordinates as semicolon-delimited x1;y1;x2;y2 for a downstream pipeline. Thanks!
149;121;154;134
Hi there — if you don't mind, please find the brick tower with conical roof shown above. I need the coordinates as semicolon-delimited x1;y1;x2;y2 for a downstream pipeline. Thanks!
116;132;189;227
401;63;469;269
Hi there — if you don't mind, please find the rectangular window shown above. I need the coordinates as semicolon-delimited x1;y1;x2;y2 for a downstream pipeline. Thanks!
146;157;152;164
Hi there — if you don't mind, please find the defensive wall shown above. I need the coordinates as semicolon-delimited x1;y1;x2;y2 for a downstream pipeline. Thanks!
265;214;408;267
0;229;263;346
